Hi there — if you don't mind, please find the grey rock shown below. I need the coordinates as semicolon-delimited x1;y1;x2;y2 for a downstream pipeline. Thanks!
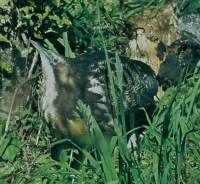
178;14;200;45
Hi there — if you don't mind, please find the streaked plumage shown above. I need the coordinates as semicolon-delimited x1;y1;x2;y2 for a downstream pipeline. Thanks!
31;41;158;147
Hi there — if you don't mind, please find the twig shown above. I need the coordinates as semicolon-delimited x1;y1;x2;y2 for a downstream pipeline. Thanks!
69;149;74;168
2;73;41;139
35;121;43;145
21;33;39;79
28;51;39;79
3;88;18;138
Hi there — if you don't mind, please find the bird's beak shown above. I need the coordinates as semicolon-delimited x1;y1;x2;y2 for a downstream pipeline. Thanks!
30;40;55;66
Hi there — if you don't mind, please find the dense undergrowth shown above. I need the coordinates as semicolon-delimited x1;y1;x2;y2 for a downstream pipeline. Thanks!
1;52;200;184
0;0;200;183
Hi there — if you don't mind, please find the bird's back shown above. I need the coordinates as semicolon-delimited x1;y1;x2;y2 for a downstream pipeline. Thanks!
65;52;158;133
71;51;158;109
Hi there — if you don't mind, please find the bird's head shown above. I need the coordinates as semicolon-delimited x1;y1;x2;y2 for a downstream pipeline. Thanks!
30;40;67;67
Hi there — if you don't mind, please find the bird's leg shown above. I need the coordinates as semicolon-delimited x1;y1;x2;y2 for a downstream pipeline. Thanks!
127;112;138;148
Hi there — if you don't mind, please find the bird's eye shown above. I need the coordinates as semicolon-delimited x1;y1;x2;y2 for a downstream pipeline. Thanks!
54;59;58;63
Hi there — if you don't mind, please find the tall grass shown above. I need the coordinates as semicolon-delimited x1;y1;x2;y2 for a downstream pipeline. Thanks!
1;1;200;183
73;2;200;181
74;57;200;184
30;3;200;182
1;31;199;184
57;2;200;183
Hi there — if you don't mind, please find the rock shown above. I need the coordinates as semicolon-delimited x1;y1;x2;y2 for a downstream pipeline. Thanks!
127;4;180;74
178;14;200;45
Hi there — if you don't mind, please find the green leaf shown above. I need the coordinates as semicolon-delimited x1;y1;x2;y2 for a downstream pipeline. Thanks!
152;152;159;184
62;32;75;58
0;34;10;44
2;137;21;161
0;0;9;8
0;180;9;184
192;0;200;10
125;6;144;18
0;136;11;157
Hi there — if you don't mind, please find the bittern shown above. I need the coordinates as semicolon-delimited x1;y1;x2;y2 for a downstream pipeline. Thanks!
31;40;158;149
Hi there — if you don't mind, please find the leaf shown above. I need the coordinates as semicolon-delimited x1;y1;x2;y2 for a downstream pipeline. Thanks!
44;39;58;53
76;100;118;182
52;0;61;6
0;180;8;184
0;34;10;44
192;0;200;10
19;6;34;15
125;6;144;18
0;0;9;8
0;136;11;157
0;60;13;73
1;137;21;161
62;32;75;58
152;152;159;184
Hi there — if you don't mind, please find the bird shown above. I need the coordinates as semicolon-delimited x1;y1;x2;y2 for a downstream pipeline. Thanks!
31;40;158;149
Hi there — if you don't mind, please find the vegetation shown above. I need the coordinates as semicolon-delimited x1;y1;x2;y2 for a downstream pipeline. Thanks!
0;0;200;183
